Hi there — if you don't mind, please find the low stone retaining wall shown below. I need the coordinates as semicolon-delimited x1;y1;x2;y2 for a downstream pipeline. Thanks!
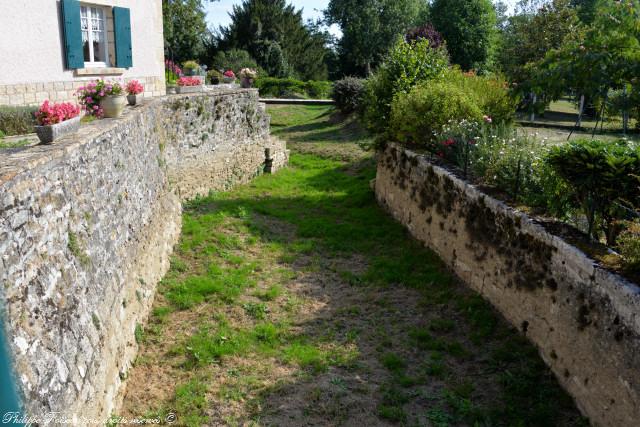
375;143;640;427
0;88;288;421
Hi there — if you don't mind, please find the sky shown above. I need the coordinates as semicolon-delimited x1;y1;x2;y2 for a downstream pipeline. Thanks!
205;0;519;36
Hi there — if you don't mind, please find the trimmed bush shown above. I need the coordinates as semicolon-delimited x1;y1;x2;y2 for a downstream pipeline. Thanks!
255;77;331;99
446;70;517;124
332;77;366;114
0;106;37;136
547;139;640;244
390;81;482;148
618;221;640;271
361;38;449;135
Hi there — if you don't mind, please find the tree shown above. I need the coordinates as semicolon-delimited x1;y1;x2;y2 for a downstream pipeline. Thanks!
430;0;496;70
217;0;329;80
163;0;211;63
325;0;427;77
532;1;640;108
497;0;578;85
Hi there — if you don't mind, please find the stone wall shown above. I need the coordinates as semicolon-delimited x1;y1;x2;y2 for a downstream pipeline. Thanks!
0;76;165;107
0;88;287;422
375;143;640;427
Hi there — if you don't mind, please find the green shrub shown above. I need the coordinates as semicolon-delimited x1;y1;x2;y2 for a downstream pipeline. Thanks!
361;38;449;135
332;77;366;114
304;81;331;99
389;81;482;148
446;70;517;124
0;106;37;136
254;77;330;99
547;139;640;244
618;221;640;271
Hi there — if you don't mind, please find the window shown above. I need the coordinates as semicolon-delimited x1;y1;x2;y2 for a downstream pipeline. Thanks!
80;5;108;67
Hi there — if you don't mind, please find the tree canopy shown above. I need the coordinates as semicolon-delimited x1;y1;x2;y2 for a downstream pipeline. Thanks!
163;0;209;62
430;0;496;71
325;0;427;76
216;0;329;80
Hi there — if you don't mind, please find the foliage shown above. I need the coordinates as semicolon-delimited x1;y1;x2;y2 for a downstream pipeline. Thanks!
326;0;427;76
182;60;202;76
445;70;517;124
547;139;640;244
165;59;182;85
217;0;329;80
254;78;331;99
405;23;445;49
162;0;208;63
210;49;260;75
496;0;578;88
389;81;482;148
361;38;450;135
34;101;80;126
430;0;496;70
0;106;37;136
332;77;366;114
618;221;640;271
532;0;640;105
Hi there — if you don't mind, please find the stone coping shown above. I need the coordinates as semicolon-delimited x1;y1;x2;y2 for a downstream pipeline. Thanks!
0;88;259;186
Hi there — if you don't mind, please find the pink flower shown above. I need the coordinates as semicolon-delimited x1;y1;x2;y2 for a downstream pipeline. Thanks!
483;115;492;123
35;100;80;125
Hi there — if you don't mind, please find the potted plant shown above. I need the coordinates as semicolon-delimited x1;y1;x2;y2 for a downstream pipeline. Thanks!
222;70;236;84
126;80;144;105
33;100;81;144
176;76;203;94
98;81;126;118
239;68;257;88
207;69;223;85
182;60;201;77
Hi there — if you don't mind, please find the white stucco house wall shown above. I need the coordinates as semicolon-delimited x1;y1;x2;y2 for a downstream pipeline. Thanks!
0;0;165;106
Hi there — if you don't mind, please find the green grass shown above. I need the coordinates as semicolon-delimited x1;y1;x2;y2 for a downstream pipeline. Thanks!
121;105;586;427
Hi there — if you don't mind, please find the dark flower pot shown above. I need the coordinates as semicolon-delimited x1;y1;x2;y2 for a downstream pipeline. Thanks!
241;77;254;88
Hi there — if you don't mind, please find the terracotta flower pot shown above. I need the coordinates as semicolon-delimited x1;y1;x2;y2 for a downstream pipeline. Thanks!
34;116;81;144
100;95;126;118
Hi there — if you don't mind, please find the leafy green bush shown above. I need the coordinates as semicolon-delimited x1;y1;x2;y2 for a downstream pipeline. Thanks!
332;77;366;114
361;38;449;135
255;77;331;99
304;81;331;99
0;106;37;136
446;70;517;124
389;81;482;148
547;139;640;244
618;221;640;271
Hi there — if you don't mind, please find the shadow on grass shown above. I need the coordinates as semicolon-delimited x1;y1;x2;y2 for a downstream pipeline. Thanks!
167;154;587;427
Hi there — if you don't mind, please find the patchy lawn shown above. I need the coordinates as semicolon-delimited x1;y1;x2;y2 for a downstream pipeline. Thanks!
120;105;586;426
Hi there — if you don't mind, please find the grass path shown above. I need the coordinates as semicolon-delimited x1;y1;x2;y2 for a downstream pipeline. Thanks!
120;106;585;426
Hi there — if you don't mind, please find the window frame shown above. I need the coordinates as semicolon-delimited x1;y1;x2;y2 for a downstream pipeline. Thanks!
80;4;109;68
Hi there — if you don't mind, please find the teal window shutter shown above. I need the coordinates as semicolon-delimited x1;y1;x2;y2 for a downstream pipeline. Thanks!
61;0;84;69
113;7;133;68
